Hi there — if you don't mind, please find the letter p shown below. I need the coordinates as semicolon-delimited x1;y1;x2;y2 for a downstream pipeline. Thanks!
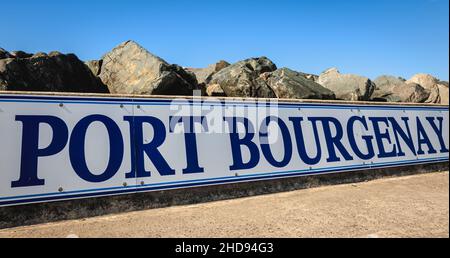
12;116;68;188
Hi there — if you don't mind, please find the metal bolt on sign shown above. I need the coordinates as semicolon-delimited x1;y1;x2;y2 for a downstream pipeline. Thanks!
120;104;124;108
58;187;63;192
140;181;145;186
59;103;64;107
123;182;127;187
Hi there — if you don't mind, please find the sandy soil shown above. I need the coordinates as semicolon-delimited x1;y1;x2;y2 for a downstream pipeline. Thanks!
1;172;448;238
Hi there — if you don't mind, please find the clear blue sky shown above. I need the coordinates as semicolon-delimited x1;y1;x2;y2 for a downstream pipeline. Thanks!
1;0;449;80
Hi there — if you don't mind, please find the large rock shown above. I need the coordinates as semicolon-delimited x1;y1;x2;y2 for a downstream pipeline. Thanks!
436;82;449;105
407;74;449;104
260;68;335;99
0;51;108;93
372;75;430;103
406;74;438;89
98;40;199;95
186;60;230;84
317;68;376;101
208;57;277;98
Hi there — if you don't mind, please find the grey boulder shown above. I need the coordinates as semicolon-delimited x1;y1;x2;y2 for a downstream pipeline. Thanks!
208;57;277;98
98;40;199;95
434;82;449;105
406;74;438;89
317;68;376;101
406;74;449;104
0;51;108;93
371;75;430;103
261;68;335;99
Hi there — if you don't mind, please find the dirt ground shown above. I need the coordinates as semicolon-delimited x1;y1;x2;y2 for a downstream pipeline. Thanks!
0;172;448;238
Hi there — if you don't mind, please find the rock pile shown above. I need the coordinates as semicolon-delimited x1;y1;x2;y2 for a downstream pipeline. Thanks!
1;41;448;104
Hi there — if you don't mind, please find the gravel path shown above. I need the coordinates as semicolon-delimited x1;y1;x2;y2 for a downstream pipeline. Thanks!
1;172;448;238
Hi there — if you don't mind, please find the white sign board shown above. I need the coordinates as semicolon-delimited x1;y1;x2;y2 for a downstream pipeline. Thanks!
0;94;448;206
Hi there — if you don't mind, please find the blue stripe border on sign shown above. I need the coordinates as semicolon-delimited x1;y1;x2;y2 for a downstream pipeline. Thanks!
0;94;448;111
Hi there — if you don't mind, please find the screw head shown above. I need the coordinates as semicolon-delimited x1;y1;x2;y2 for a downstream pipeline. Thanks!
59;103;64;107
58;187;63;192
123;182;127;187
120;104;124;108
137;105;141;109
140;181;145;186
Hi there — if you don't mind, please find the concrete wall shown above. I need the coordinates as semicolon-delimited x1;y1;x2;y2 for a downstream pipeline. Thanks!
0;162;447;229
